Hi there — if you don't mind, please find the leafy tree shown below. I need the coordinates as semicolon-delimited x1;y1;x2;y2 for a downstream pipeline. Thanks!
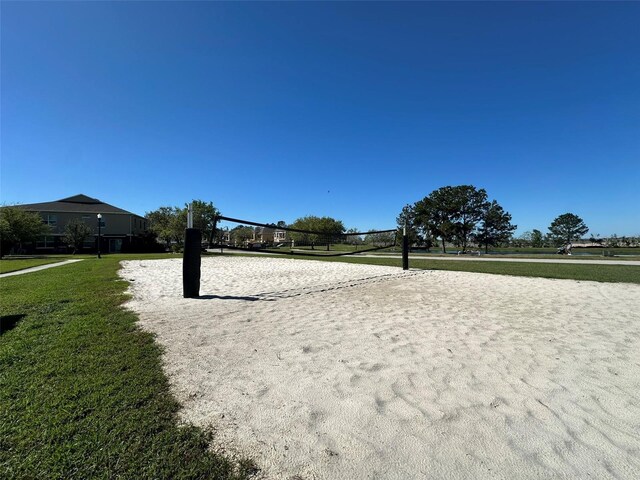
62;218;93;254
229;225;254;246
515;231;532;247
414;191;455;253
474;201;517;253
589;234;603;246
188;200;220;248
0;206;51;254
413;185;488;253
146;206;180;249
531;229;544;248
146;200;220;250
396;204;422;247
289;216;345;249
345;228;363;245
364;230;395;247
548;213;589;246
449;185;490;252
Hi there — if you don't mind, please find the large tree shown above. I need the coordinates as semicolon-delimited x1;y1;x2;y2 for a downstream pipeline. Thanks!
396;204;422;247
229;225;254;246
289;216;345;249
531;229;544;248
413;185;489;253
146;206;181;249
364;230;395;247
146;199;220;250
450;185;490;252
0;206;51;254
188;200;220;248
548;213;589;245
62;218;93;254
414;191;455;253
474;201;517;253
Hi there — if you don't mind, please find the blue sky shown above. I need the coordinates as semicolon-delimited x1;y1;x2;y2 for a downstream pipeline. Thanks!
2;2;639;236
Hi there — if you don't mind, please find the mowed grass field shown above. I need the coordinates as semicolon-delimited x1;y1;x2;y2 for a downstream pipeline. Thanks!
248;252;640;284
1;253;638;479
0;255;255;480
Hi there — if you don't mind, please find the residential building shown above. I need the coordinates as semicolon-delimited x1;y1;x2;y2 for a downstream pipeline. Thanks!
14;194;148;253
252;226;288;244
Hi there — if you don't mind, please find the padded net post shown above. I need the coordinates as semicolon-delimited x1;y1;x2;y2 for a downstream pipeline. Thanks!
183;228;201;298
402;232;409;270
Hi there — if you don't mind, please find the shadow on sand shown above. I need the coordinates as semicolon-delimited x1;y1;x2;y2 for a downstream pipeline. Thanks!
195;295;275;302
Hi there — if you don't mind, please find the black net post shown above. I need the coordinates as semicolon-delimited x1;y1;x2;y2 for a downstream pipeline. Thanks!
183;228;201;298
402;223;409;270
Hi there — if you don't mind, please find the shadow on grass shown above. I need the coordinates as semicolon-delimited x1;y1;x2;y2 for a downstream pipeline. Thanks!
0;314;26;335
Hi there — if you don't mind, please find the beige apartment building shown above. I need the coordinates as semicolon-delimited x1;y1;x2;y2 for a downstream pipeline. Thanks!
15;194;148;253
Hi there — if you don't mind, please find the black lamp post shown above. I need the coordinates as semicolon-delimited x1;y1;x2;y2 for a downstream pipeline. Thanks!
97;213;102;259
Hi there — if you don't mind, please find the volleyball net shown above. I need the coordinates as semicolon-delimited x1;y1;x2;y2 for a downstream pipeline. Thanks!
211;215;398;257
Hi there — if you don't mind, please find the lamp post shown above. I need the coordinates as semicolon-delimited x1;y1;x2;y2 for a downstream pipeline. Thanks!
97;213;102;259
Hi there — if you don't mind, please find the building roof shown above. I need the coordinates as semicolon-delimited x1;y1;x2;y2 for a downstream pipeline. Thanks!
15;194;139;216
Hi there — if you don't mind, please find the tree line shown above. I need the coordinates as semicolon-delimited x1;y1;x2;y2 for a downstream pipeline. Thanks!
141;187;605;252
1;186;636;254
146;200;219;251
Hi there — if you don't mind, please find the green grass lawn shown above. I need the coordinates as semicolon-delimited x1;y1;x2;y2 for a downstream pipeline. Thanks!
413;246;639;255
364;250;640;261
0;258;70;274
410;258;640;283
0;254;253;479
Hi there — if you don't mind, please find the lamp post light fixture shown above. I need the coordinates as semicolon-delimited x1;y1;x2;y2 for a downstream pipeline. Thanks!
97;213;102;259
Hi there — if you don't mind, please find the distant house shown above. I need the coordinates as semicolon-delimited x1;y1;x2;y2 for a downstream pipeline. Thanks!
252;226;288;244
13;194;148;253
273;229;287;244
253;226;275;243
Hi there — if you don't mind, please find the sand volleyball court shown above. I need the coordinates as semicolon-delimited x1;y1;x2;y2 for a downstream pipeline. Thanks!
121;256;640;479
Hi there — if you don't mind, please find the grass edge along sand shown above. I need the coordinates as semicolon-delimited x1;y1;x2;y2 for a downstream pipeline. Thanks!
0;255;256;480
230;252;640;284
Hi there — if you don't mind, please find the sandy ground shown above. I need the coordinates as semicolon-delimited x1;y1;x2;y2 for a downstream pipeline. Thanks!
120;256;640;479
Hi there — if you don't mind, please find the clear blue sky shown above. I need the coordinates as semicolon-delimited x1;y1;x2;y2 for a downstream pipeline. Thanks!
2;2;639;236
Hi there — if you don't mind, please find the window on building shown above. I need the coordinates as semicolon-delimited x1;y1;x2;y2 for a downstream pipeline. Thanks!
36;236;55;248
44;214;57;226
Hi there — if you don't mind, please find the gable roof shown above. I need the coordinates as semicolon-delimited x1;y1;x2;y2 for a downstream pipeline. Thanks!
15;194;138;215
58;194;102;204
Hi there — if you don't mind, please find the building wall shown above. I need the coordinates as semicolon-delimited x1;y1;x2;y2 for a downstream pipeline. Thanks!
33;211;148;253
39;211;146;236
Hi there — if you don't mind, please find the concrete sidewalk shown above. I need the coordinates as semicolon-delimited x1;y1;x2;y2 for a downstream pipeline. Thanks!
0;259;84;278
357;254;640;267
